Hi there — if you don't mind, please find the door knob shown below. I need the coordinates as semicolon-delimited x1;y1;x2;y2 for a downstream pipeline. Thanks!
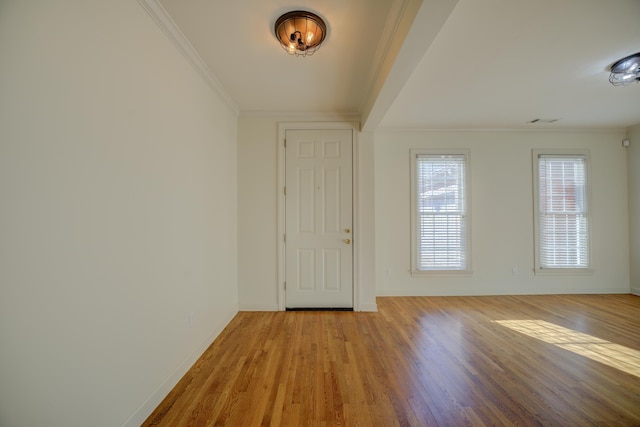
344;239;351;244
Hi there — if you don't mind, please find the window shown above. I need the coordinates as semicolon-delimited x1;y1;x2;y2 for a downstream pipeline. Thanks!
533;151;591;272
411;151;470;273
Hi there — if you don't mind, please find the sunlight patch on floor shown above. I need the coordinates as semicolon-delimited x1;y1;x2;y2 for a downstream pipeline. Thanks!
494;319;640;378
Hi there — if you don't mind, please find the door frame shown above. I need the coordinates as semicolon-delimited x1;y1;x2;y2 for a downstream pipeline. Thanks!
277;122;360;311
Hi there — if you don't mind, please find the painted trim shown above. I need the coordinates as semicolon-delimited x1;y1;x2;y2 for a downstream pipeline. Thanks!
239;304;279;312
352;128;361;311
375;126;629;133
409;149;472;275
361;0;417;103
361;0;460;131
358;303;379;312
120;305;239;427
137;0;240;116
240;110;361;121
360;0;423;130
277;122;361;311
532;149;593;274
632;287;640;296
376;289;632;297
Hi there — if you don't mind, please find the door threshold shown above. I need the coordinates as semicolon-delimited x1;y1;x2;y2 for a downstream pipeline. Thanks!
286;307;354;312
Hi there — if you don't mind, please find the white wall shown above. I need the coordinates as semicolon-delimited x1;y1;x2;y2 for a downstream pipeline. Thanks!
628;124;640;295
356;131;378;311
237;117;280;310
375;130;630;296
237;116;377;311
0;2;238;426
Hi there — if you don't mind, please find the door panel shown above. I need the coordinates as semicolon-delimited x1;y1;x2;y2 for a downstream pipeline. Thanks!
285;129;353;308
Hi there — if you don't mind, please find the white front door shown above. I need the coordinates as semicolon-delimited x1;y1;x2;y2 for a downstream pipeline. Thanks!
285;129;353;308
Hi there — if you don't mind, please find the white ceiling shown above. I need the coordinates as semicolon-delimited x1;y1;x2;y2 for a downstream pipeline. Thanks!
158;0;396;116
158;0;640;130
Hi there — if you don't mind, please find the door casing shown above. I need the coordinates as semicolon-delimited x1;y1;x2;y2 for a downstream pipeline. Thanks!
277;122;360;311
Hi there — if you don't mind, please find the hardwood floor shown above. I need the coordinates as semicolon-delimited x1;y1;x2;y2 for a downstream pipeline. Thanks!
143;295;640;426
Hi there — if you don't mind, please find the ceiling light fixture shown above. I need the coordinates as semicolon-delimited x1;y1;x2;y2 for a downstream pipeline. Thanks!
527;118;560;124
609;52;640;86
274;11;326;57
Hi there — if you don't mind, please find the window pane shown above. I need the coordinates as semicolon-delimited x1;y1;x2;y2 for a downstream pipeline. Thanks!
416;155;467;270
537;155;589;268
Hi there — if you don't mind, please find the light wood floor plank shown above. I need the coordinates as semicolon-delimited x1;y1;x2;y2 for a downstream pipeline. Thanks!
143;295;640;426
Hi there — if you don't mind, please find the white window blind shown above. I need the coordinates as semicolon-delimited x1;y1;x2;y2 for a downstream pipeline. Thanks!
415;154;467;271
536;154;589;269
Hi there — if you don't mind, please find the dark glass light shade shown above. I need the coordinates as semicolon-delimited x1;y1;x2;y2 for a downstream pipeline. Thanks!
609;52;640;86
274;11;327;57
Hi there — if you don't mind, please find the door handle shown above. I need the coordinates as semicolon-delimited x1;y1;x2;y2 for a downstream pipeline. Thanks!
344;239;351;244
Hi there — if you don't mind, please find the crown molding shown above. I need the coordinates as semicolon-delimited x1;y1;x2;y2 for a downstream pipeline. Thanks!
375;126;629;134
138;0;240;116
359;0;423;126
239;110;361;122
360;0;460;132
363;0;419;99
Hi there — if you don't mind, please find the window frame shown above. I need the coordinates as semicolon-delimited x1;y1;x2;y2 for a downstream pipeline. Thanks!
410;149;472;276
532;149;593;275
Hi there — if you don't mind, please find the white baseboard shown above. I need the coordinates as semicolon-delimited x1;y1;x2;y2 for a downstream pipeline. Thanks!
239;304;376;311
239;303;279;311
120;305;239;427
357;303;378;312
376;288;634;297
